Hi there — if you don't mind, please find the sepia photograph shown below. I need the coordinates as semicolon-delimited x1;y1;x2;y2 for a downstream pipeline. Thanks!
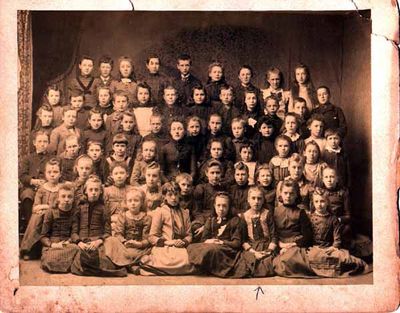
1;1;399;312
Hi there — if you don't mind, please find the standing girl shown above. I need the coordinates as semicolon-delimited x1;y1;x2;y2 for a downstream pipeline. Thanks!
288;63;317;113
303;141;327;188
110;56;138;106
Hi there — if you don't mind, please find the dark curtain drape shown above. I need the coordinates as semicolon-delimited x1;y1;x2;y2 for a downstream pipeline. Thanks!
31;11;84;126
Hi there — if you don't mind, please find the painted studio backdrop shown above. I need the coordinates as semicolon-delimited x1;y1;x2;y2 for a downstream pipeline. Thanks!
19;11;371;235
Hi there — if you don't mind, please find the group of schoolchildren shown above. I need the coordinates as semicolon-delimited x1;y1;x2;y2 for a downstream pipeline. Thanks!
18;53;370;278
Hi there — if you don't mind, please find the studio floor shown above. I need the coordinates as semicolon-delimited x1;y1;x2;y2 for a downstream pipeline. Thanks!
19;260;373;286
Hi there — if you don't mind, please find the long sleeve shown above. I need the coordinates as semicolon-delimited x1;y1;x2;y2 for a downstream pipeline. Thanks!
200;218;213;242
295;209;313;247
71;208;81;243
182;210;192;246
138;215;152;248
20;156;33;186
40;210;54;247
337;107;347;138
266;210;278;245
114;212;127;243
148;208;165;246
341;189;351;224
221;218;243;250
332;216;342;248
189;145;197;178
102;205;112;240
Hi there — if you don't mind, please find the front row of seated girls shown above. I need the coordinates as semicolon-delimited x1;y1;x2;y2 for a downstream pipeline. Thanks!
31;159;369;278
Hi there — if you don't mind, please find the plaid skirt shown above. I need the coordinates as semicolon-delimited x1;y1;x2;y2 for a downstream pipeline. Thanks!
40;244;80;273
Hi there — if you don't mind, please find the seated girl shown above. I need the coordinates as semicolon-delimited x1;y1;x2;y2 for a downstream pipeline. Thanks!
40;182;79;273
104;187;152;272
272;179;314;278
187;192;243;278
71;175;127;277
306;188;370;277
139;182;195;275
232;186;277;278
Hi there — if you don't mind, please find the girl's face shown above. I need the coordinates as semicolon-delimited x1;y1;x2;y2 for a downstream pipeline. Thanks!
137;87;150;104
281;185;297;205
142;142;156;161
170;122;185;141
63;110;77;128
150;117;162;134
145;168;159;187
87;144;102;161
193;89;206;105
121;115;135;132
40;110;53;127
293;101;307;117
313;194;328;215
76;159;93;180
288;161;303;180
57;189;74;212
187;120;201;137
285;116;298;134
326;134;341;150
163;89;177;106
113;96;128;112
79;59;94;76
248;190;264;211
65;138;80;158
267;72;281;90
240;147;253;162
209;66;223;82
165;191;179;207
209;116;222;134
275;139;290;158
178;179;192;196
33;134;49;153
257;169;273;187
239;68;252;85
235;169;249;186
98;89;111;106
119;60;133;78
113;143;127;157
88;113;103;130
126;192;143;215
322;168;338;190
304;144;319;164
231;122;244;139
99;62;112;78
214;196;229;218
265;99;279;115
219;89;233;105
210;142;223;159
146;58;160;74
295;67;308;84
317;88;330;105
206;166;222;185
86;181;102;202
259;123;274;138
45;164;61;184
309;120;324;138
47;90;61;106
112;166;128;186
245;93;257;111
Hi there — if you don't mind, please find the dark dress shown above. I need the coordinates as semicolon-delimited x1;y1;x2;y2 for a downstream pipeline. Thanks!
272;203;315;277
172;73;202;106
40;208;79;273
70;199;127;277
232;209;277;278
307;212;369;277
229;183;250;215
254;135;276;165
160;138;196;181
210;102;240;136
187;216;243;277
